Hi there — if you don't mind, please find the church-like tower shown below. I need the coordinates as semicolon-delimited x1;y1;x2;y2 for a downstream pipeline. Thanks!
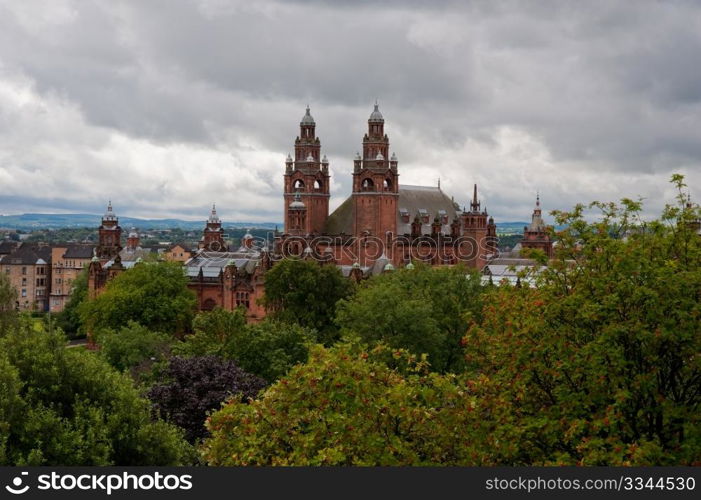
351;103;399;237
521;194;553;257
462;185;489;268
96;201;122;260
283;107;330;235
200;204;227;251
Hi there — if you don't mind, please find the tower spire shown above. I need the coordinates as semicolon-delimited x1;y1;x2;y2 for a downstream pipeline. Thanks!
470;184;480;212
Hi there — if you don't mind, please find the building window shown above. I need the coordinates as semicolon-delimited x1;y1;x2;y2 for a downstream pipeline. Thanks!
21;289;27;297
21;267;27;275
22;278;27;286
235;291;250;309
419;209;429;224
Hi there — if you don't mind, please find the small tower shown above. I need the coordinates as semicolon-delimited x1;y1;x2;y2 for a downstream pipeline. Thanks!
352;103;399;237
521;194;553;258
97;201;122;260
200;204;227;251
126;227;140;251
486;216;498;256
462;185;489;269
283;106;330;234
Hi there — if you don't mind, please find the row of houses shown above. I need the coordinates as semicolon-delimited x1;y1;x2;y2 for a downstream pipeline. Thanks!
0;237;195;312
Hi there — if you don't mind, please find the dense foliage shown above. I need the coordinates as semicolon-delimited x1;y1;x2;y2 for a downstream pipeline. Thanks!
262;259;354;344
0;318;192;465
55;268;88;338
148;356;267;442
463;180;701;465
175;308;315;382
0;272;17;333
96;321;172;374
78;261;196;335
203;343;489;465
336;264;484;373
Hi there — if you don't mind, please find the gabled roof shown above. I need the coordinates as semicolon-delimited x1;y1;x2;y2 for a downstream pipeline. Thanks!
168;242;193;252
63;244;94;259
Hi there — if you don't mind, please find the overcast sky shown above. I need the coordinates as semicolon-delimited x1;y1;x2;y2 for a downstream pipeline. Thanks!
0;0;699;223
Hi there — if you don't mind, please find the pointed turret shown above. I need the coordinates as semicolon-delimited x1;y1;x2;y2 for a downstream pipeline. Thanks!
522;193;553;258
97;200;122;260
200;204;226;251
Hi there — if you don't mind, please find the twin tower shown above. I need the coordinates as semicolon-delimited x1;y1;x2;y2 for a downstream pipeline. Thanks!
283;104;399;237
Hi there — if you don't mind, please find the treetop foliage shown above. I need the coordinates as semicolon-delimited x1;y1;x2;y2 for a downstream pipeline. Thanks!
78;261;196;335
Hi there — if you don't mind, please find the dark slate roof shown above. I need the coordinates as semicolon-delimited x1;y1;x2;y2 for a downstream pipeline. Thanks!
323;185;461;235
185;249;261;278
63;244;94;259
0;241;19;255
323;196;353;234
0;243;51;265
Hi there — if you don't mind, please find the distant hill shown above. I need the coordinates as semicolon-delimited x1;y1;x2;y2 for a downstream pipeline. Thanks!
0;213;537;234
0;213;280;231
494;222;529;235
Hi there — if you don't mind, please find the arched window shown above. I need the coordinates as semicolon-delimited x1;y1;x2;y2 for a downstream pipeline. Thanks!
293;179;305;190
314;179;322;191
383;178;392;191
361;178;374;191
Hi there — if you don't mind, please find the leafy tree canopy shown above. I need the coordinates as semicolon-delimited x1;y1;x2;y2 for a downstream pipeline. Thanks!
78;261;196;335
55;267;88;339
0;272;17;333
0;318;193;465
203;342;495;466
262;258;354;344
464;176;701;465
175;308;315;382
96;321;172;376
148;355;266;443
336;264;484;373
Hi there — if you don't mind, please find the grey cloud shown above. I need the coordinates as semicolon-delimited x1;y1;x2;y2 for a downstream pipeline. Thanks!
0;0;699;223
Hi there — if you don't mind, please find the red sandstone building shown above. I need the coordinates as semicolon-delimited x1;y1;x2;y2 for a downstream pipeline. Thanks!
86;104;556;318
276;104;499;274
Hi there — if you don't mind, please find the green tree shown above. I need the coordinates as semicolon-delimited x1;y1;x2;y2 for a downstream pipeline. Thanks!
0;318;193;465
96;321;172;375
262;259;354;344
55;267;88;338
336;264;484;373
78;261;196;335
175;308;315;382
464;177;701;465
0;272;17;333
203;342;491;466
